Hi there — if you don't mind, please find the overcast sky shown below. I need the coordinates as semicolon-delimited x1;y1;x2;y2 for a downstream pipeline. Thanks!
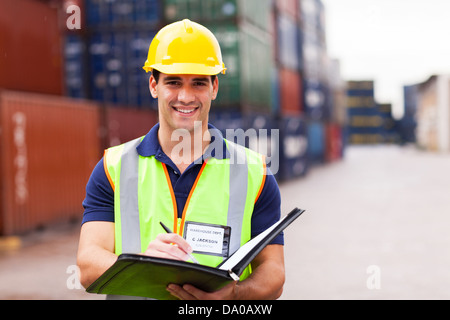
321;0;450;118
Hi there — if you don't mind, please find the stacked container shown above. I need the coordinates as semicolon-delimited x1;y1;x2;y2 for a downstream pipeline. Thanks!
60;0;346;183
346;81;383;144
377;103;399;144
325;58;346;161
415;75;450;152
400;84;419;143
67;0;161;149
65;0;163;108
273;0;308;180
0;90;101;235
0;0;64;96
164;0;275;116
300;0;329;121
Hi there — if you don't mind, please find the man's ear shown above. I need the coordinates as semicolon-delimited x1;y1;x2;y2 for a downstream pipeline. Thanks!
212;76;219;100
149;75;158;98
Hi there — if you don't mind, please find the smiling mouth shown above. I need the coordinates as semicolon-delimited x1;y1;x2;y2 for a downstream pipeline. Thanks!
173;107;199;114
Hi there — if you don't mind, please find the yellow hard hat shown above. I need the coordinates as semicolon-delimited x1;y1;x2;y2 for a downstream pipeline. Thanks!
143;19;226;75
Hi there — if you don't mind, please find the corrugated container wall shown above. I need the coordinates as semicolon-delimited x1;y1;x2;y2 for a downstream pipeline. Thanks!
278;116;308;180
205;8;274;113
0;90;101;235
346;81;383;144
0;0;63;95
164;0;273;33
276;0;300;21
85;0;162;28
416;75;450;153
325;122;343;161
72;0;163;108
279;68;303;115
307;120;325;164
64;34;89;99
101;105;158;149
400;84;419;143
276;12;302;71
300;0;331;122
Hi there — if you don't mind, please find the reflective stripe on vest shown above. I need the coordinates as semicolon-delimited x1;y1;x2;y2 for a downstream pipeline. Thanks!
104;137;265;279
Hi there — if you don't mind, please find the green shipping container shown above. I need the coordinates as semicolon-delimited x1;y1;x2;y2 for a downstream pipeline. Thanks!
164;0;272;32
207;23;274;112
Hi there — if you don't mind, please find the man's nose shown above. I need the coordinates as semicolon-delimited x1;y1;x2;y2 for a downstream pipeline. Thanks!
178;86;195;104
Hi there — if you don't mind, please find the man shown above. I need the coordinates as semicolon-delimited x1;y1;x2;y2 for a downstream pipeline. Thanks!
77;19;284;300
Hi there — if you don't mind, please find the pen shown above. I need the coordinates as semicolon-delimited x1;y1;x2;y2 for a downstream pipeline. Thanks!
159;221;199;264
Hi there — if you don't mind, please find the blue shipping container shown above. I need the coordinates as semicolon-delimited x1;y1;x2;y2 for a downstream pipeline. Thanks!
303;79;330;121
85;0;161;27
307;121;325;164
278;117;308;181
88;30;157;108
64;34;87;98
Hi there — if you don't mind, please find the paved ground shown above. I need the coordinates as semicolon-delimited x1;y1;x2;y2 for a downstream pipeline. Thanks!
280;145;450;300
1;145;449;300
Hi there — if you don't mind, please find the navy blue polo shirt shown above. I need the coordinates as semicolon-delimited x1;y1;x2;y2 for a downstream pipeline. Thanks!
82;123;283;245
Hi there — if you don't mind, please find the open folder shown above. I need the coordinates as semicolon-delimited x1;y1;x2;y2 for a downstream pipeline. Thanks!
86;207;305;299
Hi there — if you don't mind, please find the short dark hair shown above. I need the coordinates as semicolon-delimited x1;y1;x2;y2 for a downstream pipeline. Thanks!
151;69;217;84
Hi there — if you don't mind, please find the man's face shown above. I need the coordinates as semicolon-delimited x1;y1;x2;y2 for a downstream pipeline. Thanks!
149;73;219;133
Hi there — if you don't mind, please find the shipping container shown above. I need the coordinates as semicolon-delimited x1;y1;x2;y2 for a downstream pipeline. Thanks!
325;122;343;162
64;33;89;98
346;80;382;144
278;116;308;181
0;0;63;95
306;120;325;164
164;0;272;33
276;12;302;71
279;68;303;115
208;22;275;113
0;90;101;236
400;84;419;143
275;0;300;21
300;0;326;47
416;75;450;152
245;113;280;177
304;79;330;120
85;0;162;28
87;29;157;108
101;105;158;149
209;110;246;138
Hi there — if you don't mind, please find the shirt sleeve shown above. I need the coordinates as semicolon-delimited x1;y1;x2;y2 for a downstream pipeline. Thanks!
251;169;284;245
81;158;115;225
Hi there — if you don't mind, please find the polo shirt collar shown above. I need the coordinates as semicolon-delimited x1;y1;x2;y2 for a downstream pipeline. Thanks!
136;123;230;160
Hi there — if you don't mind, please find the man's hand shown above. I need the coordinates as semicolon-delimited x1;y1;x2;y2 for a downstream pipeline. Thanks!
144;233;194;261
166;281;239;300
165;244;285;300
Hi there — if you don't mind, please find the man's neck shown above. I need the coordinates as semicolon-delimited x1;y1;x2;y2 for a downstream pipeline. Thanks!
158;122;211;173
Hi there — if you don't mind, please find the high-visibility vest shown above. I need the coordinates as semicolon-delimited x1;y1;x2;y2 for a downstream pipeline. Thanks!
104;136;266;280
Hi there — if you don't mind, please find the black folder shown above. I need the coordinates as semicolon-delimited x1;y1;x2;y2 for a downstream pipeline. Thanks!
86;207;305;299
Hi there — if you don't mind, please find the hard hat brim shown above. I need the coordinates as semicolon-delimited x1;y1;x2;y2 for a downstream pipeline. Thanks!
143;62;226;76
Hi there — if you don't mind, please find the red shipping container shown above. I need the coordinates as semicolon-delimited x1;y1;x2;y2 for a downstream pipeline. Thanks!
279;68;303;115
0;90;101;235
0;0;63;95
325;123;343;162
102;106;159;149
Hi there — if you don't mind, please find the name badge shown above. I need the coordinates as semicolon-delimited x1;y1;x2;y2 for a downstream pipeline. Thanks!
184;221;231;257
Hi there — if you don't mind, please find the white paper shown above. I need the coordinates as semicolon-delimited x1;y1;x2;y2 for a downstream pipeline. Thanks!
218;215;287;271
